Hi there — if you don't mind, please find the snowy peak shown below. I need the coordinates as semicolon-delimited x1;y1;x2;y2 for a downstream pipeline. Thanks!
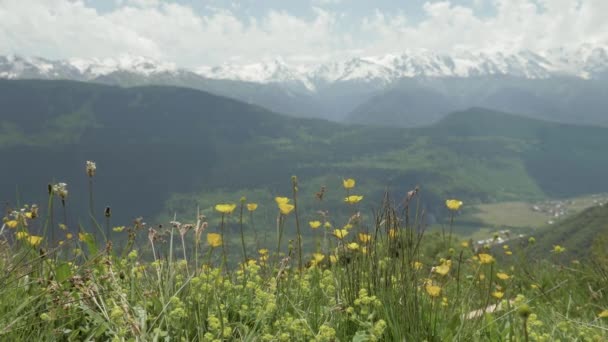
0;55;178;81
196;58;316;91
1;46;607;91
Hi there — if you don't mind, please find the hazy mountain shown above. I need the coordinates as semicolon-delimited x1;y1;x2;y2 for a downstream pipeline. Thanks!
2;80;608;230
2;45;608;125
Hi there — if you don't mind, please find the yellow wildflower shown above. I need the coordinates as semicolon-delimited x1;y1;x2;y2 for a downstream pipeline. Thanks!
496;272;510;280
598;310;608;318
66;233;73;240
246;203;258;212
505;250;513;256
358;233;372;243
478;253;495;264
309;221;322;229
552;245;566;254
278;203;295;215
215;203;236;214
25;212;33;219
343;178;356;189
413;261;423;270
434;261;451;276
333;229;348;239
388;229;397;239
324;221;332;229
312;253;325;264
113;226;126;232
425;283;441;297
491;291;504;299
15;231;29;240
460;240;469;248
275;197;290;205
259;248;269;255
330;255;338;264
6;220;18;229
344;195;363;204
26;235;43;247
343;223;353;230
361;247;368;255
207;233;222;247
347;242;360;251
445;199;463;211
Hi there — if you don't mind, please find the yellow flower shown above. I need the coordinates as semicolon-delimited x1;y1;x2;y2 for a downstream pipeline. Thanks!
505;250;513;256
343;178;356;189
246;203;258;212
460;240;469;248
259;248;269;255
324;222;332;229
15;231;29;240
312;253;325;264
358;233;371;243
347;242;360;251
275;197;290;205
478;253;495;264
26;235;43;247
113;226;126;232
330;255;338;264
425;283;441;297
78;232;87;242
598;310;608;318
207;233;222;247
434;262;451;276
491;291;504;299
445;199;463;211
6;220;18;229
412;261;423;270
343;223;353;230
215;203;237;214
344;195;363;204
361;247;368;255
333;229;348;239
552;245;566;254
278;203;295;215
309;221;322;229
66;233;73;240
388;229;397;239
496;272;510;280
25;212;33;219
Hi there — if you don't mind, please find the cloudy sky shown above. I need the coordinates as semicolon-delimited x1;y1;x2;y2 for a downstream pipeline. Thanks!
0;0;607;66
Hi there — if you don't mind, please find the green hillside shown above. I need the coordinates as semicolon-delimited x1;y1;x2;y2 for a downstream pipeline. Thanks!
1;80;608;237
532;203;608;260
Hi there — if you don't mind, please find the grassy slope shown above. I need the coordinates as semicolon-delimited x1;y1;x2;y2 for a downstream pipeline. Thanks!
533;203;608;259
1;80;608;236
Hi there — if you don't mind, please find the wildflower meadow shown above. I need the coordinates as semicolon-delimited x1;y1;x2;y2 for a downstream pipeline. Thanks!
1;163;607;341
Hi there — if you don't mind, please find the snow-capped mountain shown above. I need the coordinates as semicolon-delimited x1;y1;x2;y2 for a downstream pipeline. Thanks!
0;55;179;81
2;46;608;126
2;45;607;91
197;46;608;89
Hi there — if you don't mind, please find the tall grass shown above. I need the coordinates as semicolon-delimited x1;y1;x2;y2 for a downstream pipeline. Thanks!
0;171;607;341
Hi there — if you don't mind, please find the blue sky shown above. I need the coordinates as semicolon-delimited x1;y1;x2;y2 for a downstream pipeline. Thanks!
1;0;606;67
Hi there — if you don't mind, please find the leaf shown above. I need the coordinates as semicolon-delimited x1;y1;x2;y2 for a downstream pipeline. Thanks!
55;262;72;283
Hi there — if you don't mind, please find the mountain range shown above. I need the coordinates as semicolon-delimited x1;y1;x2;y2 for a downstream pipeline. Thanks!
2;79;608;231
2;44;608;126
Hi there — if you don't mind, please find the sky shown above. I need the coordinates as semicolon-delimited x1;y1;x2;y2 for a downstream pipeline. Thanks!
0;0;607;67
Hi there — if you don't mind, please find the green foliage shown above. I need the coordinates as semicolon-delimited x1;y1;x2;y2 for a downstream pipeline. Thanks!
2;183;608;341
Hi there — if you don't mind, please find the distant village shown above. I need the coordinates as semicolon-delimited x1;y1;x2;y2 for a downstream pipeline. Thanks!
530;194;608;225
474;194;608;250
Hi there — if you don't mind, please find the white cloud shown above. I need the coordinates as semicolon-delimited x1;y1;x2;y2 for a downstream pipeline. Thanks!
0;0;607;67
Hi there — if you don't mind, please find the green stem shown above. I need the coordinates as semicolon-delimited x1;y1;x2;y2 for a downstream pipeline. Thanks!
292;177;303;272
239;202;247;263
